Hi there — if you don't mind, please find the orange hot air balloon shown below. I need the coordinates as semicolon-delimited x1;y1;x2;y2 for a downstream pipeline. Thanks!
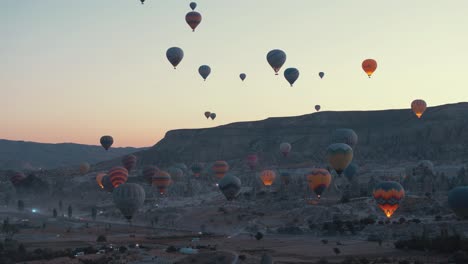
108;166;129;188
373;181;405;218
362;59;377;78
212;161;229;179
95;172;106;189
411;99;427;118
260;170;276;186
305;169;332;199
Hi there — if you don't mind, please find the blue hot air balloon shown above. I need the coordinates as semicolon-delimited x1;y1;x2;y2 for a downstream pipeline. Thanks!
266;49;286;75
284;68;299;87
198;65;211;81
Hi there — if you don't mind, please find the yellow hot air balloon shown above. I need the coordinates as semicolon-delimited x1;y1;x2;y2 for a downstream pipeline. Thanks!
305;169;332;199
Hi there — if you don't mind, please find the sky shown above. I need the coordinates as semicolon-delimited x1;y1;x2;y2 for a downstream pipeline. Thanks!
2;0;468;147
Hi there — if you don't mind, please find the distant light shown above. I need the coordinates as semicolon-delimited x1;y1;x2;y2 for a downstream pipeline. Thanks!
227;236;231;239
136;244;139;248
215;183;219;187
31;209;38;213
198;232;202;235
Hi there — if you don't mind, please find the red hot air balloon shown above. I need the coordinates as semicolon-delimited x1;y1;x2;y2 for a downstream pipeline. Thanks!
10;172;26;186
246;154;258;170
122;154;137;172
185;11;202;32
411;99;427;118
362;59;377;78
108;166;129;188
152;170;172;194
212;161;229;179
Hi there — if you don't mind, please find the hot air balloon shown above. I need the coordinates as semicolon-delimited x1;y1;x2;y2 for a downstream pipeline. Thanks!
100;135;113;151
112;183;145;221
218;175;241;201
411;99;427;118
166;47;184;69
142;166;159;184
79;162;90;175
152;170;171;194
373;181;405;218
10;172;26;186
122;154;137;172
331;128;358;148
448;186;468;219
284;68;299;87
210;113;216;120
189;2;197;10
102;175;115;192
246;154;258;170
140;0;145;4
280;142;292;157
240;73;246;81
315;105;321;111
168;167;184;182
326;143;353;175
185;11;202;32
280;172;291;185
191;163;203;177
96;172;106;189
212;161;229;179
362;59;377;78
204;111;211;119
319;72;325;79
260;170;276;186
306;169;332;199
266;49;286;75
198;65;211;81
108;166;129;188
343;162;359;180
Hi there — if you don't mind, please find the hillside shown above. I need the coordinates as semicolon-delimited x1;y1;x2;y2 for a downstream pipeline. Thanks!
0;139;146;170
94;102;468;171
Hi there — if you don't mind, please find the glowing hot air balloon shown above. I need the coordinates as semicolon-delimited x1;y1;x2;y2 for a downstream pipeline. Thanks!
267;49;286;75
186;11;202;32
362;59;377;78
373;181;405;218
260;170;276;186
95;172;106;189
411;99;427;118
306;168;332;199
199;65;211;81
108;166;129;188
166;47;184;69
284;68;299;87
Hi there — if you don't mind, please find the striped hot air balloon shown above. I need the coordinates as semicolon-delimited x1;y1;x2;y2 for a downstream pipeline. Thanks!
185;11;202;32
142;166;159;184
108;166;129;188
152;170;172;194
191;163;203;177
326;143;353;175
306;169;332;199
10;172;26;186
212;161;229;179
122;154;137;172
246;154;258;170
373;181;405;218
260;170;276;186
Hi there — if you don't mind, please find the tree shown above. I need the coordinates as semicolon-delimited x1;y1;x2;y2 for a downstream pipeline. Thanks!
92;207;97;221
67;205;72;218
17;200;24;211
53;208;57;218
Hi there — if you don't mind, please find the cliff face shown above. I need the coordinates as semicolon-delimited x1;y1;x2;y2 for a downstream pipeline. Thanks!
97;103;468;170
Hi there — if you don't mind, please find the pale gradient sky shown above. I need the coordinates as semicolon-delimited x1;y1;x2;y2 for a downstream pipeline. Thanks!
2;0;468;147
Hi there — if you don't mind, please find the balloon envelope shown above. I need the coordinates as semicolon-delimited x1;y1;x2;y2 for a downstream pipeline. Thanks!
10;172;26;186
152;170;171;194
319;72;325;79
315;105;321;111
246;154;258;170
326;143;353;175
122;154;137;172
210;113;216;120
266;49;286;75
142;166;159;184
79;162;90;175
240;73;246;81
306;168;331;198
373;181;405;218
280;142;292;156
166;47;184;69
260;170;276;186
112;183;145;221
411;99;427;118
198;65;211;80
284;68;299;87
218;175;241;201
108;166;129;188
331;128;358;148
185;11;202;32
189;2;197;10
362;59;377;77
100;135;113;151
204;111;211;119
212;161;229;179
